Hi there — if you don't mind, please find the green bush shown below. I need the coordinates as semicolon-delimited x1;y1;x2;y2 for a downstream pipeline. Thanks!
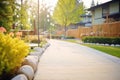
66;36;75;39
0;33;29;78
39;41;47;47
51;35;61;39
112;38;120;45
82;36;120;45
39;37;47;47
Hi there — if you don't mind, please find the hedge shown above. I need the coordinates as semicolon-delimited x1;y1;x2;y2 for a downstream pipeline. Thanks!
66;36;75;39
51;35;75;39
82;36;120;45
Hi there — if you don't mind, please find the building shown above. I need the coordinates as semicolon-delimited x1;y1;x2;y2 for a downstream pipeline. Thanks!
79;14;92;27
68;13;92;29
88;0;120;25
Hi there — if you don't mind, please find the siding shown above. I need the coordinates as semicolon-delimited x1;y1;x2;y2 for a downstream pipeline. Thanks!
94;8;102;19
93;8;105;25
94;18;105;25
109;2;119;14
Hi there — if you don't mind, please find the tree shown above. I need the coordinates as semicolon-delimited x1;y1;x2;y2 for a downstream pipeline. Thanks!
20;0;31;30
52;0;85;36
28;1;37;31
38;4;51;32
27;1;52;33
0;0;15;32
39;5;47;32
12;0;21;29
91;0;95;7
0;0;31;32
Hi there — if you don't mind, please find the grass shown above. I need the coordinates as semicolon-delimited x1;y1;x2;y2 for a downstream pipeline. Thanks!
29;48;35;52
65;39;78;43
64;39;120;58
83;44;120;58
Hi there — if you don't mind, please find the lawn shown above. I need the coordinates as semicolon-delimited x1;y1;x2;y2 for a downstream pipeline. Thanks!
64;39;120;58
65;39;78;43
83;44;120;58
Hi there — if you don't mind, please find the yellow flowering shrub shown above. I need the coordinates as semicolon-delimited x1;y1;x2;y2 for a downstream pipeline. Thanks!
0;33;29;76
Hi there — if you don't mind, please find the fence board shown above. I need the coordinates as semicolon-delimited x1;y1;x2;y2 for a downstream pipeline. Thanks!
56;21;120;38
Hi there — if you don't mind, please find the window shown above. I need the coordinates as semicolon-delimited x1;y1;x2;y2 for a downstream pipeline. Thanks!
102;5;109;17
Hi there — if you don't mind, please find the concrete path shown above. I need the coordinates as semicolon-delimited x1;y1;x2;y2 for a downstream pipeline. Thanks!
34;39;120;80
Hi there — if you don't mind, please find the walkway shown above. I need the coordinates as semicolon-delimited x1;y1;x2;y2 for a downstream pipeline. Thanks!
34;39;120;80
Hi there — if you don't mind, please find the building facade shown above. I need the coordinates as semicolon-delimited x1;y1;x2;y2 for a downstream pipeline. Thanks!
88;0;120;25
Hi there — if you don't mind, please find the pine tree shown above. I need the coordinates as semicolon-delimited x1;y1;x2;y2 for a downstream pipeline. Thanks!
91;0;95;7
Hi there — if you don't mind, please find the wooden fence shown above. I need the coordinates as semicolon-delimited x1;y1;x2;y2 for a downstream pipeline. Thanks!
56;21;120;38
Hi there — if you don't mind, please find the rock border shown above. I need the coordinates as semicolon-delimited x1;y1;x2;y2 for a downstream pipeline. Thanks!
11;43;50;80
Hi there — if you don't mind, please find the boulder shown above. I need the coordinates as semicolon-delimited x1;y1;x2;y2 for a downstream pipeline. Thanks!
29;51;43;57
46;43;50;47
48;43;50;47
18;65;34;80
43;44;47;49
42;47;45;52
23;56;38;72
43;43;50;49
33;47;43;52
11;74;28;80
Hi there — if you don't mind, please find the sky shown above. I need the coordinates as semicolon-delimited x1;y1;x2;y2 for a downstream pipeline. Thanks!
83;0;111;8
33;0;111;14
39;0;111;9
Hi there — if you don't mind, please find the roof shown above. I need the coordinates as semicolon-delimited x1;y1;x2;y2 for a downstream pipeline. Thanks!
88;0;119;11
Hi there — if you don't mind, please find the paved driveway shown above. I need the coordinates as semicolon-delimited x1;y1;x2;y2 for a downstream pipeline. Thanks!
34;39;120;80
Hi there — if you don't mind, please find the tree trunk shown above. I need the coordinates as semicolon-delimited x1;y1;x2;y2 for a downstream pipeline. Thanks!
64;19;67;39
64;25;67;39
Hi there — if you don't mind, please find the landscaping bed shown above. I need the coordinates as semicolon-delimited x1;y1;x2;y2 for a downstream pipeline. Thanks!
10;42;50;80
0;33;50;80
0;33;29;80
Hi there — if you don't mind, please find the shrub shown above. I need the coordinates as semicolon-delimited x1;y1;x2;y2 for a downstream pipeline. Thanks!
82;36;120;45
0;33;29;79
112;38;120;45
23;35;39;43
24;35;47;43
66;36;75;39
51;35;61;39
29;36;38;43
39;41;47;47
0;27;6;33
23;35;47;48
39;37;47;47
